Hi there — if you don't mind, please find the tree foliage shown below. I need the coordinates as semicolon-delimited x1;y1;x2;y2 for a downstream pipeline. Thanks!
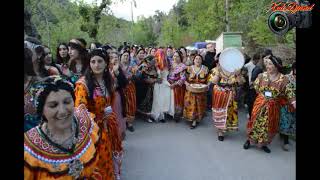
25;0;294;52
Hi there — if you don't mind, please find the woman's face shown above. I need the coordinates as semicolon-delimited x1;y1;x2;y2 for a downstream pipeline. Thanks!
150;49;156;56
121;52;130;64
173;52;181;64
59;45;68;58
68;46;79;60
44;48;52;65
166;49;173;57
180;49;186;57
43;89;74;130
90;55;106;75
264;58;278;74
194;55;202;66
137;50;145;60
110;53;119;66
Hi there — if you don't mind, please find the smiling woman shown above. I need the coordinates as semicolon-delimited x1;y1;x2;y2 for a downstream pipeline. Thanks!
24;76;116;179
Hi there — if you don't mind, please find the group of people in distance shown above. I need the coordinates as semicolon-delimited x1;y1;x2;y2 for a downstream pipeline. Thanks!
24;36;296;179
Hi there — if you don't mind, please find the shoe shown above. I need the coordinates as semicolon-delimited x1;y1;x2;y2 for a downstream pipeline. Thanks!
243;140;250;149
262;146;271;153
190;121;197;129
174;116;180;123
282;144;289;151
160;119;166;123
147;119;153;123
218;136;224;141
127;125;135;132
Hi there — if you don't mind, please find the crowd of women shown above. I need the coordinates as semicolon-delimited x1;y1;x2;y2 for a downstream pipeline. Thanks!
24;37;296;179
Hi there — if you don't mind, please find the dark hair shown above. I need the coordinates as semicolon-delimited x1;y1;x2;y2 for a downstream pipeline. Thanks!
36;77;75;119
292;62;296;71
253;53;260;61
56;43;70;65
136;48;145;55
24;47;36;76
179;46;187;55
69;40;89;74
262;49;273;58
244;53;251;64
192;54;204;63
35;46;50;77
215;52;221;62
85;49;113;100
174;50;183;63
148;47;157;55
269;55;284;73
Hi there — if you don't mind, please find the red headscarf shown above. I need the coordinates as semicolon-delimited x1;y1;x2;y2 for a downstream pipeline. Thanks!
155;49;167;71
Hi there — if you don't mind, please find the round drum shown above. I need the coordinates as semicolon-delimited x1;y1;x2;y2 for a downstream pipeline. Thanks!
186;83;208;93
219;48;245;74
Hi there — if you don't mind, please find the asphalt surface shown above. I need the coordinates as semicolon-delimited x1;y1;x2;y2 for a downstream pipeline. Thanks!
121;107;295;180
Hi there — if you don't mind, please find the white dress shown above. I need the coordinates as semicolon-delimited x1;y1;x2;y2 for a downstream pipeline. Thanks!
151;69;175;121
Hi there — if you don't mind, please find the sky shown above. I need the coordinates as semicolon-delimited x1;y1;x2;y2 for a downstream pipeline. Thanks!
83;0;179;22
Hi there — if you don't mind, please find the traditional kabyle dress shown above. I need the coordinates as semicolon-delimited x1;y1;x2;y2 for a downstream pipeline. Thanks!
24;104;115;179
24;77;41;132
246;72;295;146
75;77;123;180
183;65;209;122
279;73;296;137
208;66;244;132
167;63;187;118
121;65;137;124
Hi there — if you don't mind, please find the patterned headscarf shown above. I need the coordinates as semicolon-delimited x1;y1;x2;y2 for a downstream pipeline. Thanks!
31;76;74;113
155;49;167;71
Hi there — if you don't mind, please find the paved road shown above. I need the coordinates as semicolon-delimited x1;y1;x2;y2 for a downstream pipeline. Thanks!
121;108;295;180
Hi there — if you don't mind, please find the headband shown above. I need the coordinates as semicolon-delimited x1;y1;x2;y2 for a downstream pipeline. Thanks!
31;76;74;108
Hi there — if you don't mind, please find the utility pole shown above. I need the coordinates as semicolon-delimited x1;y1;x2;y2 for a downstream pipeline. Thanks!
131;0;137;44
225;0;230;32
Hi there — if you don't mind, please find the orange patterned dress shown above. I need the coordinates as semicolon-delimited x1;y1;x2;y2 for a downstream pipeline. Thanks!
121;65;136;123
246;72;295;146
183;65;209;122
24;104;115;180
208;66;244;132
75;77;123;180
168;63;187;117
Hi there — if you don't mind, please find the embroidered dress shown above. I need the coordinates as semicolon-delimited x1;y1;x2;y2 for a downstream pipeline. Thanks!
135;61;158;116
24;105;115;180
24;77;41;132
168;63;187;117
209;66;241;132
183;65;209;121
75;77;123;179
279;74;296;136
246;72;295;146
121;65;136;123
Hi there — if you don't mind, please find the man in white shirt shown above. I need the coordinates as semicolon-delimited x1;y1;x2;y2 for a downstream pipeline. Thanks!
244;53;260;86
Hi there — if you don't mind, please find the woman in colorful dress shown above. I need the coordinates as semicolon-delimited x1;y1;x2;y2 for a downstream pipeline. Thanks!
183;54;209;129
120;50;136;131
208;60;245;141
24;76;115;179
168;50;187;122
151;49;175;123
74;49;123;179
24;47;41;132
68;38;89;84
243;56;296;153
110;51;129;139
279;62;296;151
135;55;159;123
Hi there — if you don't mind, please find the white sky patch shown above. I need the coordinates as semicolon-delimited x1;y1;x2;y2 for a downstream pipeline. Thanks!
82;0;178;22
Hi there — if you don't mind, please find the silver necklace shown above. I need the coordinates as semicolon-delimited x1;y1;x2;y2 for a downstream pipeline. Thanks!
45;120;77;150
